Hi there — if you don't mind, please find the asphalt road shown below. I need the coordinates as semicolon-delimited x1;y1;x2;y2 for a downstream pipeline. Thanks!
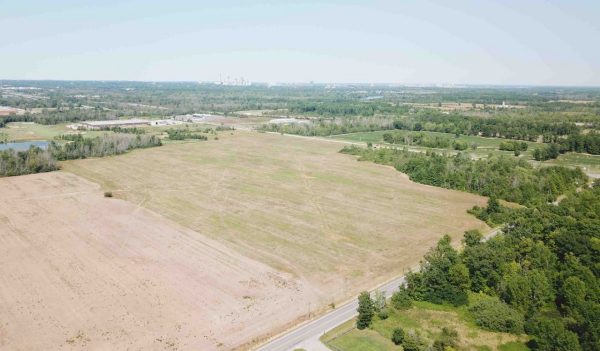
256;275;407;351
256;227;502;351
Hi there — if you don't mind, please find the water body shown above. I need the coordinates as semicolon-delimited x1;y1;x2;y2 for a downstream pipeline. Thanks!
0;141;49;151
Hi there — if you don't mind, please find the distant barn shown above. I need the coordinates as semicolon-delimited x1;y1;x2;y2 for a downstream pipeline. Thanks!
80;119;151;130
268;118;310;125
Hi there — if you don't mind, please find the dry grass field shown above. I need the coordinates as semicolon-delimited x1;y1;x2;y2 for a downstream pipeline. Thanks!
1;131;489;350
63;132;488;304
0;172;316;350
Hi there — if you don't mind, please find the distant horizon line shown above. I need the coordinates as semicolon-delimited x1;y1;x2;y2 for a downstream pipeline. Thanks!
1;78;600;89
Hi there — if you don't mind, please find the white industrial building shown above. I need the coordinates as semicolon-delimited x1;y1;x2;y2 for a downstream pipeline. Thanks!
79;119;151;130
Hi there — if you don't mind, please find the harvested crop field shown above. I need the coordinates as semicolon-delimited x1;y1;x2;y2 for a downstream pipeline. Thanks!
0;172;316;350
62;132;489;304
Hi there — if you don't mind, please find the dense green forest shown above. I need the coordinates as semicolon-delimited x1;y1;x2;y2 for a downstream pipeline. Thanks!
355;186;599;350
341;146;586;206
404;185;600;350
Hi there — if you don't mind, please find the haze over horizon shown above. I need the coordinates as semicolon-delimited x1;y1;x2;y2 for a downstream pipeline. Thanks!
1;0;599;86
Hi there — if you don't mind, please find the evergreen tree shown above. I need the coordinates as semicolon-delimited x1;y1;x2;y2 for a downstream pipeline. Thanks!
356;291;374;329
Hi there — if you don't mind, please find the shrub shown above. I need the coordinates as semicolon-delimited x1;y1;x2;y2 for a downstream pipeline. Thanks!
391;328;405;345
499;141;528;152
104;191;113;198
433;327;459;351
463;229;483;247
391;288;413;310
402;332;425;351
449;289;469;306
453;140;468;150
165;129;208;141
377;308;389;320
468;297;524;334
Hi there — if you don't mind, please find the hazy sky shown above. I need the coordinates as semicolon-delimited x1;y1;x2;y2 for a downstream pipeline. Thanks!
1;0;599;85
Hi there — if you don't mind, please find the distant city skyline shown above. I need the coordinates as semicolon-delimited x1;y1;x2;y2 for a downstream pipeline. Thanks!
1;0;599;86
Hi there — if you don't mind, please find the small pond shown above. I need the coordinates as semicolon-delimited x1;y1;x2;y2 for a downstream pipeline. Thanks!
0;141;49;151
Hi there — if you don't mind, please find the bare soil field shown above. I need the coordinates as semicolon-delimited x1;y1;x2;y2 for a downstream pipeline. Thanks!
0;172;316;350
62;132;488;307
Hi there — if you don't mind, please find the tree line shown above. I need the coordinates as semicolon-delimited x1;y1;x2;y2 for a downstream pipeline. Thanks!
558;133;600;155
383;131;470;151
288;101;411;117
259;108;600;159
0;109;118;126
258;116;397;136
96;126;147;134
341;146;587;206
0;147;58;177
531;133;600;161
51;134;161;160
498;140;528;152
393;110;580;142
0;133;163;177
165;129;208;140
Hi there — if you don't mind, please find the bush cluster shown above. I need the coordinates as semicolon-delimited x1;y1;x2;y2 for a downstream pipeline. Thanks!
468;297;524;334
